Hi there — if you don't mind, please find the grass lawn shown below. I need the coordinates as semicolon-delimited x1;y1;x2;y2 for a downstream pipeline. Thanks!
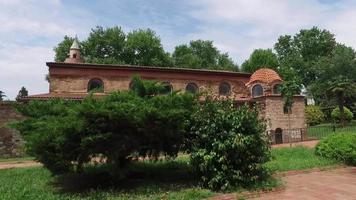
0;159;214;200
308;120;356;139
0;147;339;200
266;146;339;172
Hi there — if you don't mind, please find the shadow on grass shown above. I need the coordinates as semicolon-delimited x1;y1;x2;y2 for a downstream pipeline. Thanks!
51;159;200;197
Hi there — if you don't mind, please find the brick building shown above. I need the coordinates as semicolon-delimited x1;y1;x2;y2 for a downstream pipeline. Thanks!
23;38;307;144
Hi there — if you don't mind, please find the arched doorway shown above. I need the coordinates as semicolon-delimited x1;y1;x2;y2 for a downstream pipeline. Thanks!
275;128;283;144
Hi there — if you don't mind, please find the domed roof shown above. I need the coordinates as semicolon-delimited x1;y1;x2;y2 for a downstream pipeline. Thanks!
246;68;282;85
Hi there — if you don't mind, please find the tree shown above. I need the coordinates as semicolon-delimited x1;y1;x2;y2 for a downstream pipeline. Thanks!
123;29;172;67
280;68;302;145
188;98;270;190
14;77;197;174
81;26;126;64
0;91;5;101
274;27;336;87
172;40;237;71
16;87;28;101
241;49;279;73
309;44;356;124
53;36;75;62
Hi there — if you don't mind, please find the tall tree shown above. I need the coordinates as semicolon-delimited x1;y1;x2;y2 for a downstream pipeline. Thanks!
16;87;28;101
172;40;237;71
81;26;126;64
310;44;356;125
241;49;279;73
53;36;74;62
0;91;6;101
274;27;336;87
124;29;171;66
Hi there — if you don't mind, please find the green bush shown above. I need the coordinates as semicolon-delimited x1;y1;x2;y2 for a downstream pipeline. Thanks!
305;105;325;125
315;133;356;166
331;106;353;123
14;77;197;174
188;97;271;191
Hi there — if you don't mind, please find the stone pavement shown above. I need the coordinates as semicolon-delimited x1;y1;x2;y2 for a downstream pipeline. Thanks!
209;167;356;200
250;167;356;200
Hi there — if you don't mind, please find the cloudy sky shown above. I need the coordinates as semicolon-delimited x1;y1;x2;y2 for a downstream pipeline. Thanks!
1;0;356;99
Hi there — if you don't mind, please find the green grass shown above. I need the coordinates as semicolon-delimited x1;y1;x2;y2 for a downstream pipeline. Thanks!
0;156;34;163
266;146;339;172
0;159;214;200
0;147;339;200
307;121;356;139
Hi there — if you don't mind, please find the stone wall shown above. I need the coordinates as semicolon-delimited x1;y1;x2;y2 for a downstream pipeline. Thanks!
258;96;307;144
0;102;24;158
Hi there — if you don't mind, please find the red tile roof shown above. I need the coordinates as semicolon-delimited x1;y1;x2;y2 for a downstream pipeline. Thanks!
246;68;282;85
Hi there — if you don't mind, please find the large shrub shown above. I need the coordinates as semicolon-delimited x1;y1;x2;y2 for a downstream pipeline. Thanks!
305;105;325;126
315;133;356;165
14;77;197;174
331;106;353;123
188;97;271;191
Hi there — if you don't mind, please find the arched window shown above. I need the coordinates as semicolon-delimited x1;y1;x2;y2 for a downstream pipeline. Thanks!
185;83;199;94
252;84;263;97
219;82;231;96
273;84;282;94
161;82;172;94
88;78;104;92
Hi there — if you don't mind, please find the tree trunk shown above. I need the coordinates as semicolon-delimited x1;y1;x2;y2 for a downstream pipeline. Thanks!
338;94;345;127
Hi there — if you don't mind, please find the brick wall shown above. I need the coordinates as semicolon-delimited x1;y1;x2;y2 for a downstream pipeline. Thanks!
257;96;307;143
0;102;24;158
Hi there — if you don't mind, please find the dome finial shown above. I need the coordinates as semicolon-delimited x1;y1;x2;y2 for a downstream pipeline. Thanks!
70;35;80;50
64;35;84;63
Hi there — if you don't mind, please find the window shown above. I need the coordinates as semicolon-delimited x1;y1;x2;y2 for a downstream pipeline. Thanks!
73;53;77;59
219;82;231;95
252;84;263;97
185;83;199;94
88;78;104;92
273;84;282;94
161;82;172;94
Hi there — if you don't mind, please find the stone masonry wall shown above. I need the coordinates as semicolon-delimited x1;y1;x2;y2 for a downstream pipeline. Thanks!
259;96;307;143
50;75;250;97
0;102;24;158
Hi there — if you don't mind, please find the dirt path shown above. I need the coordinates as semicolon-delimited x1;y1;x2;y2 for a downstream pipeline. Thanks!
0;161;41;170
272;140;319;148
210;167;356;200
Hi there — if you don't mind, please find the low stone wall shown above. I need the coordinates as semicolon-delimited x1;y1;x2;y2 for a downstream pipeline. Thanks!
0;101;24;158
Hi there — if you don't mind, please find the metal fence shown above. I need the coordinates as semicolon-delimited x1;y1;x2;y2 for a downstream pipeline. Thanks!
267;128;307;144
307;123;356;140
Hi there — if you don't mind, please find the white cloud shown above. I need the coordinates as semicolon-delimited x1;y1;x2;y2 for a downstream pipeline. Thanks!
0;44;52;100
184;0;356;62
2;0;356;99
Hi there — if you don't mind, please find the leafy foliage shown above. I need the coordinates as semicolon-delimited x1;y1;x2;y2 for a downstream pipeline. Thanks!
14;77;197;174
82;26;126;64
315;133;356;166
16;87;28;101
188;98;270;191
54;36;75;62
305;105;325;126
124;29;172;66
172;40;237;71
274;27;336;87
331;107;354;123
0;91;5;101
241;49;278;73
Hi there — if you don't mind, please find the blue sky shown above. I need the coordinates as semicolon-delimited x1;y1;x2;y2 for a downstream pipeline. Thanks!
1;0;356;99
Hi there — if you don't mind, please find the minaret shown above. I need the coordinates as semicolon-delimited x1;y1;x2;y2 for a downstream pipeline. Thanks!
64;36;84;63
